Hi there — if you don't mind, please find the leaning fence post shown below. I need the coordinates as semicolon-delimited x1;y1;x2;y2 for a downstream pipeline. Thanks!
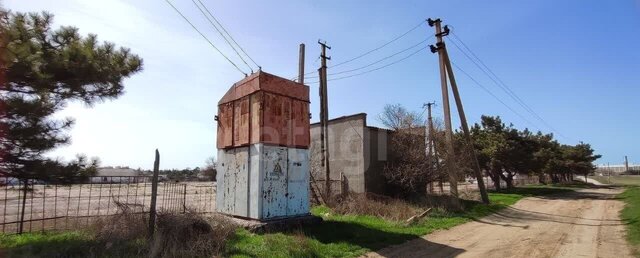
18;179;28;234
148;149;160;237
182;184;187;214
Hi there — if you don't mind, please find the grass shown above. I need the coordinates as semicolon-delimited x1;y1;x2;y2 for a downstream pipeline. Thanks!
0;231;94;258
618;187;640;256
590;175;640;186
0;186;574;258
224;186;573;258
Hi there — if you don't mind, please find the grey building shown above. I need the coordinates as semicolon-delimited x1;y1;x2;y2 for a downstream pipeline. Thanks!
310;113;391;194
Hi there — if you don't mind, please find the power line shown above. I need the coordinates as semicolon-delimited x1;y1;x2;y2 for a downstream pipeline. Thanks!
447;31;568;139
191;0;254;72
307;45;427;84
293;19;427;80
331;20;426;68
450;61;541;131
306;36;433;79
165;0;247;76
194;0;261;70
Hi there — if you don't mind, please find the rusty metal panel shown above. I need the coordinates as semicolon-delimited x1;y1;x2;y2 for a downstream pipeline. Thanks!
250;92;263;145
233;97;250;146
261;145;288;219
262;93;291;146
291;100;310;147
259;72;310;102
217;103;234;149
218;73;260;105
287;148;310;216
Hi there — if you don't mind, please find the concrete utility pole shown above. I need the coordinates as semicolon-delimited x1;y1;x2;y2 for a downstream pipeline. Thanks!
298;43;305;84
424;102;435;193
428;18;459;203
608;162;611;184
318;40;332;200
428;18;490;204
424;102;436;157
624;156;629;173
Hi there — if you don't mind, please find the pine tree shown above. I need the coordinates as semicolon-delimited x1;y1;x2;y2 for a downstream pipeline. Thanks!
0;10;143;180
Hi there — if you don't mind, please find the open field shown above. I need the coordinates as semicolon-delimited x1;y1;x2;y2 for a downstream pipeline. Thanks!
0;181;216;234
589;175;640;186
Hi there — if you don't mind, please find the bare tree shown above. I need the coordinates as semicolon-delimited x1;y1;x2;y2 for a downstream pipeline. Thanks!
380;104;437;196
378;104;425;130
203;157;217;181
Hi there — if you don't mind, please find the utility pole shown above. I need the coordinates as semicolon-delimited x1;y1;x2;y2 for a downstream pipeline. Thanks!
428;18;490;204
607;162;611;184
298;43;305;84
318;40;332;200
428;18;459;203
424;102;436;193
424;102;437;156
429;19;459;203
624;156;629;173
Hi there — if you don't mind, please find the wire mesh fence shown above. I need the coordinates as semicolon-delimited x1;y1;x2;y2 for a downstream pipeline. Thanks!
0;176;216;235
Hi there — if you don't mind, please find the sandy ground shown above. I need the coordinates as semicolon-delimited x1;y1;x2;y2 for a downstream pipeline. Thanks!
1;182;216;234
363;187;633;258
574;176;606;186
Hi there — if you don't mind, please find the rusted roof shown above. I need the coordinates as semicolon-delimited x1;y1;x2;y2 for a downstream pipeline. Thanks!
218;71;309;105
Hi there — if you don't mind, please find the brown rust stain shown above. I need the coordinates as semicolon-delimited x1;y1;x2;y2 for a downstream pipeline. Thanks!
217;71;310;149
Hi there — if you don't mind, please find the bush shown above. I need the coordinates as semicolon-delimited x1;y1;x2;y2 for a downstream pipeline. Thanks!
149;212;237;258
90;200;149;256
90;200;237;257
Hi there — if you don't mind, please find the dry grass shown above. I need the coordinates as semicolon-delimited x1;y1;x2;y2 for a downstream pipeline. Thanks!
149;212;237;258
88;200;237;258
88;200;149;256
332;193;421;221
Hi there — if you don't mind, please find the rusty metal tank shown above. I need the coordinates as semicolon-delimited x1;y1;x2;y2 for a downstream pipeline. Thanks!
215;71;310;220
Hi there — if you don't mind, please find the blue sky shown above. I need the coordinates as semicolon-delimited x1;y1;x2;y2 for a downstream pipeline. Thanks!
4;0;640;169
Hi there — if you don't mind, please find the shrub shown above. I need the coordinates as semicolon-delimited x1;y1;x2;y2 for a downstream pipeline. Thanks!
149;212;237;257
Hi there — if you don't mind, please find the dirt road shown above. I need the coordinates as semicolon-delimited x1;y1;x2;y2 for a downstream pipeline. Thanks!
364;187;633;258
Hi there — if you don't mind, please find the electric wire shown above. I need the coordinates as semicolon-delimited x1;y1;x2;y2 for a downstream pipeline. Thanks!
307;45;427;84
450;60;541;131
293;19;427;80
191;0;254;72
448;31;567;139
165;0;247;76
195;0;261;70
306;35;433;79
330;20;427;68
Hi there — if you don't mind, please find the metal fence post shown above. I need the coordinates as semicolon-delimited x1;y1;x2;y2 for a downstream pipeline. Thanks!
18;179;28;234
148;149;160;237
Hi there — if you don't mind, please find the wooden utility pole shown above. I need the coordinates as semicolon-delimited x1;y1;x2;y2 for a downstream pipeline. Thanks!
298;43;305;84
428;18;490;204
429;18;459;202
318;40;332;200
